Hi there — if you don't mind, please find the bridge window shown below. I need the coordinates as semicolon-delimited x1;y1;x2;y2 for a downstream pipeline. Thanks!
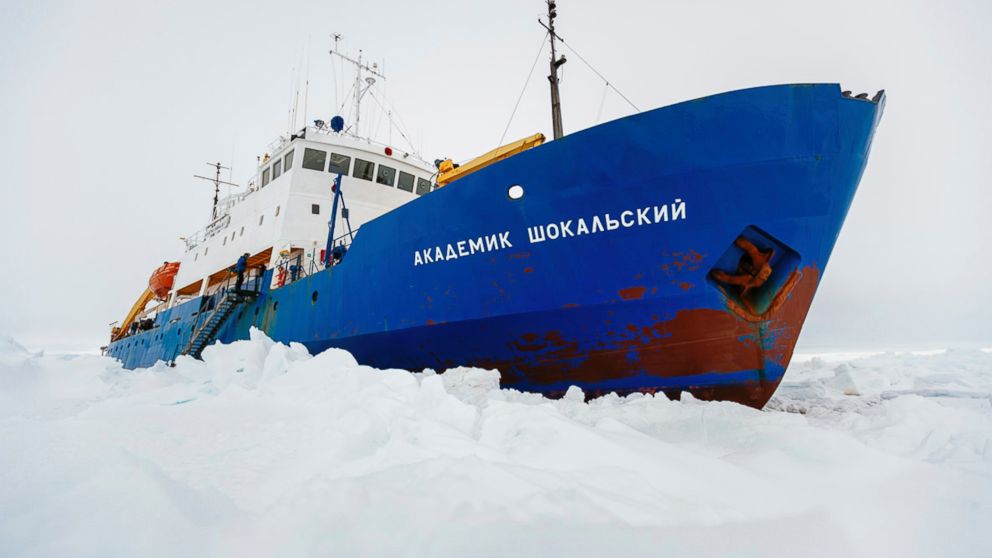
284;150;294;170
376;164;396;187
328;153;351;175
275;205;281;217
261;167;271;187
311;203;320;215
259;215;264;226
397;171;415;192
354;158;375;181
416;178;432;195
272;159;282;180
240;226;244;236
303;148;327;171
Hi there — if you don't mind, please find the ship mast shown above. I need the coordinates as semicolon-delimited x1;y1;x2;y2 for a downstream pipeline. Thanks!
540;0;566;139
193;162;239;220
329;37;385;139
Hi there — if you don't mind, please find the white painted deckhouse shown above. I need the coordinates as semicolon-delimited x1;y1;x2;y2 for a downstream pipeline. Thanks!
167;126;437;308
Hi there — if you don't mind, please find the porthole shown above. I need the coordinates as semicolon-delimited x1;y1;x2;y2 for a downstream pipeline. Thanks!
311;291;318;305
507;184;524;200
273;301;279;311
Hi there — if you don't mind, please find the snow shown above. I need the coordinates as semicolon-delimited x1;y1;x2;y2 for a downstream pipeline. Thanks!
1;331;990;557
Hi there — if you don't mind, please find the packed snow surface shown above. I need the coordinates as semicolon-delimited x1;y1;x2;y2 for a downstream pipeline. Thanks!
1;331;990;557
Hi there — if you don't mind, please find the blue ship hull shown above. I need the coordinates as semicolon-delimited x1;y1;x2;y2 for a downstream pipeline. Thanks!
107;83;884;408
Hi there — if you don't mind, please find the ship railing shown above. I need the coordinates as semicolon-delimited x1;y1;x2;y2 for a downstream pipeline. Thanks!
330;230;355;250
270;231;357;289
308;125;431;167
266;135;290;155
270;253;310;289
214;266;265;298
215;191;249;213
182;214;232;251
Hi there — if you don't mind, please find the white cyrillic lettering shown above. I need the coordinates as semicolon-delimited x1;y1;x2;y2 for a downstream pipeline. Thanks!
486;234;499;251
469;237;484;254
605;213;620;230
672;198;686;220
637;207;651;225
414;251;423;266
499;231;512;248
423;249;434;264
546;223;560;239
576;218;589;235
528;226;547;243
434;246;444;261
654;205;669;223
560;220;574;237
457;240;469;257
592;216;605;233
446;244;458;260
621;210;634;227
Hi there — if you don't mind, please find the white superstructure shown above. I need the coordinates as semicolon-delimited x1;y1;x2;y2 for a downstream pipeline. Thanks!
167;127;436;306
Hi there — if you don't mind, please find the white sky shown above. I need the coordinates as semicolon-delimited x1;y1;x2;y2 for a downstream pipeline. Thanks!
1;0;989;351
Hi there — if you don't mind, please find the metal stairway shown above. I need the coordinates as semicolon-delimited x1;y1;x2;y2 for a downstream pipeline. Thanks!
183;288;256;359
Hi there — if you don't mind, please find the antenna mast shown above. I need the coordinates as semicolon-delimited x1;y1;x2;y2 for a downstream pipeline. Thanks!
540;0;566;139
193;162;239;220
329;38;385;139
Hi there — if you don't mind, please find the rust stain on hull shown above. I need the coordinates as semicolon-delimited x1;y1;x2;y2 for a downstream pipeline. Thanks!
474;265;821;409
617;286;647;300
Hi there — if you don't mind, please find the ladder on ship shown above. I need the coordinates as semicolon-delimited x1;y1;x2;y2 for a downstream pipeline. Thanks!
181;277;259;360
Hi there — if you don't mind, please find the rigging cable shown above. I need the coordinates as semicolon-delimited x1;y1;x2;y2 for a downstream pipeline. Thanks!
556;37;641;113
375;92;419;151
595;81;609;123
367;90;420;156
303;38;311;129
498;31;548;147
336;81;357;119
382;97;419;156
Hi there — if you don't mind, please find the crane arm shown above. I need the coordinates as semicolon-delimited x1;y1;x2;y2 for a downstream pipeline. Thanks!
437;132;545;187
112;288;156;342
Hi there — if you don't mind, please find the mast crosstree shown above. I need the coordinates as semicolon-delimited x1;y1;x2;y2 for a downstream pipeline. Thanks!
193;162;239;220
329;37;386;139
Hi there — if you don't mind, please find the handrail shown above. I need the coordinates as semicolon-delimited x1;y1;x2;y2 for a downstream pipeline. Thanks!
183;270;234;355
182;267;262;356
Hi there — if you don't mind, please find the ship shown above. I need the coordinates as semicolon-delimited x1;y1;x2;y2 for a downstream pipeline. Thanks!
104;4;885;409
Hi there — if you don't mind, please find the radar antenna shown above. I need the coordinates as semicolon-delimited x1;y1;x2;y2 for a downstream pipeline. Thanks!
329;37;386;139
539;0;566;139
194;162;240;220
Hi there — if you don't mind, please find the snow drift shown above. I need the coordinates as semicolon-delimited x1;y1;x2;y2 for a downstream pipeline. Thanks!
1;331;990;557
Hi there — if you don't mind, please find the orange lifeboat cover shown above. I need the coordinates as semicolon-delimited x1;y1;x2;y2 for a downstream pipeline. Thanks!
149;262;180;300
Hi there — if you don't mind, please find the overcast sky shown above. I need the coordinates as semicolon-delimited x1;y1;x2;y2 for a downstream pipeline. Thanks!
1;0;989;351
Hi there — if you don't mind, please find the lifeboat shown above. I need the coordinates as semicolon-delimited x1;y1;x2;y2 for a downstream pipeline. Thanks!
149;262;180;300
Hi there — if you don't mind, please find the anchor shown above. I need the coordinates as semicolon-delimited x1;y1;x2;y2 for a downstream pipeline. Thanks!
711;236;800;322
